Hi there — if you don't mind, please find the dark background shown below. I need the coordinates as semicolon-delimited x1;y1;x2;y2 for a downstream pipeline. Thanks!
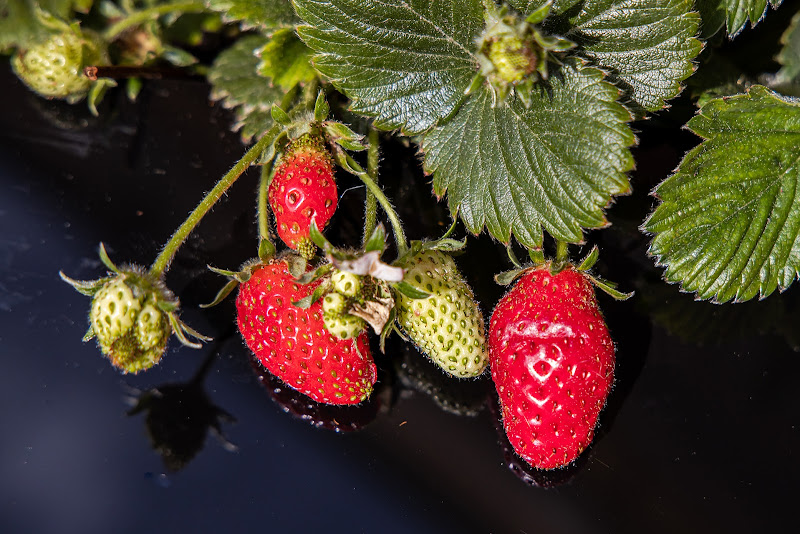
2;9;800;531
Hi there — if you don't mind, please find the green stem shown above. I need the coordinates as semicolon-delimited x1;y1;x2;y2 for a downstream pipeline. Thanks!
555;240;569;263
258;164;273;243
338;153;408;257
104;1;207;41
149;125;281;278
362;128;380;247
257;163;277;260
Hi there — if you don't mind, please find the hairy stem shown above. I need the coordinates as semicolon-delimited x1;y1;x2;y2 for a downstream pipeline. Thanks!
258;164;273;244
338;153;408;257
362;128;380;247
104;1;207;41
149;126;280;278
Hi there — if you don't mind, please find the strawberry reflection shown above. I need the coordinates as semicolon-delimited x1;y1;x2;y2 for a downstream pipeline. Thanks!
395;344;491;417
488;393;586;488
249;350;391;432
126;348;236;471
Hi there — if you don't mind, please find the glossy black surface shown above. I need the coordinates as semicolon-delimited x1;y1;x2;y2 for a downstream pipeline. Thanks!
2;48;799;533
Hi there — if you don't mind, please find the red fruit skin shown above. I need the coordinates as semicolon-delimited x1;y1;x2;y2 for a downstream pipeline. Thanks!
236;260;376;405
489;266;614;470
268;140;338;252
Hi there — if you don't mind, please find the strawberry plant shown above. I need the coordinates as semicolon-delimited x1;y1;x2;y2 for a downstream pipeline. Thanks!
5;0;800;478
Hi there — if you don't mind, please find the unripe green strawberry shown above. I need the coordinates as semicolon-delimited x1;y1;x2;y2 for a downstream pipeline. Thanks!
486;34;536;83
331;270;361;297
396;250;488;378
12;29;104;101
323;292;365;340
89;270;174;373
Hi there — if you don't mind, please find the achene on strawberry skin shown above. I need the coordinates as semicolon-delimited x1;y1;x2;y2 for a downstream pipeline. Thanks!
236;258;376;405
268;134;338;258
489;265;615;470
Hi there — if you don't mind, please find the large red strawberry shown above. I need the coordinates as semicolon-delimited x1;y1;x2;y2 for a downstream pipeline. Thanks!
236;257;376;405
268;134;337;258
489;265;615;470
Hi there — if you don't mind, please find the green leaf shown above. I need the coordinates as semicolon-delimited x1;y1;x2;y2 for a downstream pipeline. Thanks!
644;86;800;303
569;0;702;113
256;27;317;90
719;0;783;37
423;61;635;248
294;0;485;134
205;0;297;30
208;35;284;142
695;0;727;37
776;8;800;84
0;1;58;51
509;0;580;16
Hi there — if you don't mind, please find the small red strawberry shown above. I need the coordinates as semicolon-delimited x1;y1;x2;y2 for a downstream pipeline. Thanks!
236;257;376;405
489;264;615;470
268;134;337;258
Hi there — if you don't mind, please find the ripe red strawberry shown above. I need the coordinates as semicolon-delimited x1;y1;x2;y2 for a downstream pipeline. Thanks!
236;257;376;405
489;265;614;470
268;134;337;258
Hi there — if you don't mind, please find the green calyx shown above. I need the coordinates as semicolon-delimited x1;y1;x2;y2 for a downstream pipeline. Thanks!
495;242;634;301
395;249;488;378
475;2;575;106
61;244;209;373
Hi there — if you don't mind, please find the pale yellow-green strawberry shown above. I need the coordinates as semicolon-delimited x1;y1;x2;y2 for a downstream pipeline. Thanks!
89;270;174;373
322;291;365;340
12;29;105;102
395;250;488;378
331;270;361;297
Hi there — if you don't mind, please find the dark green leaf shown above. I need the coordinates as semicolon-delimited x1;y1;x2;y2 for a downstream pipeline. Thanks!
205;0;297;30
570;0;702;113
644;86;800;302
776;8;800;84
695;0;727;37
720;0;783;37
509;0;580;16
294;0;485;134
423;61;634;248
207;35;284;142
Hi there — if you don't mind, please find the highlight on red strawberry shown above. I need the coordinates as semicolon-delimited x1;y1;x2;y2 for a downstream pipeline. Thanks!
268;133;338;259
60;244;210;374
488;246;631;470
232;254;377;405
